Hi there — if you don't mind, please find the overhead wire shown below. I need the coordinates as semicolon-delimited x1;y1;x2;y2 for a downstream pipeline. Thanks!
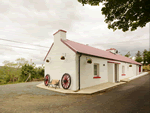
0;38;148;52
0;30;148;53
0;44;48;52
0;38;49;48
0;29;148;46
0;29;50;38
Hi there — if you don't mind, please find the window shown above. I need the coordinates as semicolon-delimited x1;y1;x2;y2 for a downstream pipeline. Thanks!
122;65;125;74
94;64;99;76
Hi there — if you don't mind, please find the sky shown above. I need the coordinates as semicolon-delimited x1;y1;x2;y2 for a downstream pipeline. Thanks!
0;0;149;67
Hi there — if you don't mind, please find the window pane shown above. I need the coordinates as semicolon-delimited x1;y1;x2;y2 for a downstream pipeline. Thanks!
122;66;125;73
94;65;97;71
94;71;97;75
94;65;97;75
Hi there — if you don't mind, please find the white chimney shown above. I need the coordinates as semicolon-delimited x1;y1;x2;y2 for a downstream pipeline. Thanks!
53;29;67;43
106;48;117;54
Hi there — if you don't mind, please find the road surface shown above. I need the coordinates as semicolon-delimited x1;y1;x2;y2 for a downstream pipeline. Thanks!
0;74;149;113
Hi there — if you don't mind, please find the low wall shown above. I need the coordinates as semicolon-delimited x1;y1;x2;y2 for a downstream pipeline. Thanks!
129;72;149;80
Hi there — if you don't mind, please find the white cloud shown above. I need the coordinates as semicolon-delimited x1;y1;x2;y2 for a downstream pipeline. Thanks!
0;0;149;66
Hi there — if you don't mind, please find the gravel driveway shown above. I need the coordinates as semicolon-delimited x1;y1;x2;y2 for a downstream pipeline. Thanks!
0;81;91;113
0;81;65;98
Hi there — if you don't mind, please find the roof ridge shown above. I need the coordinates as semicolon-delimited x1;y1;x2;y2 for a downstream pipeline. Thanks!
66;39;141;65
66;39;108;53
66;39;89;45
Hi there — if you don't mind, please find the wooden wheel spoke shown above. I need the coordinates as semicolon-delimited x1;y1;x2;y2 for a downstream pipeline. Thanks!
44;74;50;86
45;80;48;85
61;73;71;89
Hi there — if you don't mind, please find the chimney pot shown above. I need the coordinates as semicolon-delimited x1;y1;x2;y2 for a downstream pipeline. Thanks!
53;29;67;43
53;29;67;35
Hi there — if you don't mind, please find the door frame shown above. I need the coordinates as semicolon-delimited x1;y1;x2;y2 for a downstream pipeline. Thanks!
114;64;118;82
139;65;141;72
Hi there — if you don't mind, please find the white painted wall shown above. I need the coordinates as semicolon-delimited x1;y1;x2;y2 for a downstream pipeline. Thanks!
141;66;143;73
136;65;138;75
45;30;143;90
108;63;114;83
107;60;141;82
107;63;120;83
79;54;108;89
119;62;139;80
45;31;77;91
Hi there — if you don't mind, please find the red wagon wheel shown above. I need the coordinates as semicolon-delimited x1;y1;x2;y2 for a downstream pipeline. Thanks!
44;74;50;86
61;73;71;89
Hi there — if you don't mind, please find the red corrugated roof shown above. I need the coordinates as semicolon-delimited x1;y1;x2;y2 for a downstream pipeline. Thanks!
61;39;142;65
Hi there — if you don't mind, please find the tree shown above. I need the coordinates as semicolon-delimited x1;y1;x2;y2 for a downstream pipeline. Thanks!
135;57;142;63
135;50;141;57
143;49;148;65
144;51;150;64
129;56;133;60
135;50;142;63
3;60;16;67
1;58;29;83
0;58;44;84
34;66;44;79
20;64;36;82
15;58;29;68
2;61;20;83
78;0;150;32
125;51;131;57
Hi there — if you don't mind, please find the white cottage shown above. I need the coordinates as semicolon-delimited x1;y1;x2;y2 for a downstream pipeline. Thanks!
44;29;142;91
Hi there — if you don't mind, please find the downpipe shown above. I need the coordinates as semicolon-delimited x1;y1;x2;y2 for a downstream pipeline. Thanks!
74;53;82;92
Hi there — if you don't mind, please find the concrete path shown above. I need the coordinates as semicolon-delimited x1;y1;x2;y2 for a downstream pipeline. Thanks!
120;72;148;82
129;72;149;80
37;72;148;94
37;82;126;94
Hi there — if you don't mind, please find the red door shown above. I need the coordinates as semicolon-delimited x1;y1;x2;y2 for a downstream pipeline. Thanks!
139;66;141;72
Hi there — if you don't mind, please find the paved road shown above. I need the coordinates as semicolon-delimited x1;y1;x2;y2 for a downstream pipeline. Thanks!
0;74;150;113
63;74;150;113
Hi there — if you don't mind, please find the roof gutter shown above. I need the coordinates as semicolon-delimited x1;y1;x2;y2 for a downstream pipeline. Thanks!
77;52;141;65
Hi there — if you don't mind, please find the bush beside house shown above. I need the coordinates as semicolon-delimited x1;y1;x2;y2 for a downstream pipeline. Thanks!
0;58;44;85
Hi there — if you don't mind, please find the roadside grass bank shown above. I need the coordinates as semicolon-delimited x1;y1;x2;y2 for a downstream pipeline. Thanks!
0;77;44;85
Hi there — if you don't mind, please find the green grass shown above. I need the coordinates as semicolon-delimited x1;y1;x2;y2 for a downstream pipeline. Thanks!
143;65;150;71
0;77;44;85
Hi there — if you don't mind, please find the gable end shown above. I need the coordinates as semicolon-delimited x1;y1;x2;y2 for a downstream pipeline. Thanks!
43;43;54;61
